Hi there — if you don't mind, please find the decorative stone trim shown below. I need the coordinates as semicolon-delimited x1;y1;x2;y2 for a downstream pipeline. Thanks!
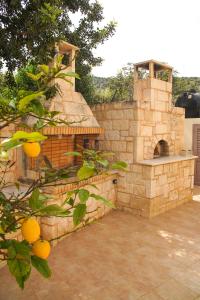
42;126;104;135
17;126;104;135
42;172;118;195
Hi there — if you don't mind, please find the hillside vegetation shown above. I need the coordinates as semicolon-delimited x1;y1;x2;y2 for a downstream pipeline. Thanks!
91;66;200;105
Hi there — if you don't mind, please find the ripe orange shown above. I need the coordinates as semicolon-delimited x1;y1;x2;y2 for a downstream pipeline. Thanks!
23;142;41;158
32;239;51;259
21;218;40;243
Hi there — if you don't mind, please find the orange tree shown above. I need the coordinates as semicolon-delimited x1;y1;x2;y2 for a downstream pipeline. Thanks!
0;55;126;288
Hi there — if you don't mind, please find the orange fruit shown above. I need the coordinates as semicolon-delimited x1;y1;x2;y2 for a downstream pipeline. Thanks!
23;142;41;158
21;218;40;243
32;239;51;259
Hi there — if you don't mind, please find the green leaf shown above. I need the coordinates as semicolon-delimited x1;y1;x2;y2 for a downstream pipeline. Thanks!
62;197;74;207
1;131;46;151
111;161;128;170
29;188;46;210
90;194;115;208
7;258;31;289
39;204;70;216
0;192;6;204
38;64;49;74
96;159;109;168
1;138;22;151
65;151;82;157
12;131;47;142
7;240;31;289
16;268;31;289
31;100;45;116
26;72;43;81
77;166;95;180
0;240;11;249
31;256;51;278
73;204;87;226
78;189;90;203
18;91;44;111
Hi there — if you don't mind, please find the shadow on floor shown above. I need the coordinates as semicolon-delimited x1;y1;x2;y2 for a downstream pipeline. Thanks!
1;200;200;299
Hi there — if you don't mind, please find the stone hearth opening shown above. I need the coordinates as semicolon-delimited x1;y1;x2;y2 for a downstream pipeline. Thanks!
153;140;169;158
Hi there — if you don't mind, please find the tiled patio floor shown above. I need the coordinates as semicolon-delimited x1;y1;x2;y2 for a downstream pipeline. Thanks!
1;193;200;299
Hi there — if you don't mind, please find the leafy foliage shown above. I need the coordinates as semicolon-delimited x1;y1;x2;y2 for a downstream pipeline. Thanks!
0;0;116;102
92;66;200;104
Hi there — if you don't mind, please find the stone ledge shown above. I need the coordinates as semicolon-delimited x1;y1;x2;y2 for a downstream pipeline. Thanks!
138;155;197;166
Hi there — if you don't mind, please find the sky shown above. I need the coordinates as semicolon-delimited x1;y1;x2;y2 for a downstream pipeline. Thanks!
92;0;200;78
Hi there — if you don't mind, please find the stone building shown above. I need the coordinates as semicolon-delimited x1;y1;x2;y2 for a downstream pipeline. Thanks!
92;60;196;217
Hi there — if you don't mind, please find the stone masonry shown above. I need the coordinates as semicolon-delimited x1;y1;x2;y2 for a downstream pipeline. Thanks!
92;60;196;217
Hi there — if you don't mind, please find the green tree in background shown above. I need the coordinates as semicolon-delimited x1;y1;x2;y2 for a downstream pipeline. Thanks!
92;64;200;104
0;0;116;102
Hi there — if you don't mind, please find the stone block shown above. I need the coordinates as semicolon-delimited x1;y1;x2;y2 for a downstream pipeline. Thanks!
105;130;120;141
129;121;139;136
144;111;154;122
117;192;130;205
150;78;167;91
133;184;145;196
111;141;126;152
119;152;133;163
121;130;129;137
158;174;167;185
154;165;163;176
127;142;134;152
154;101;166;111
112;120;129;130
169;190;178;201
143;88;151;101
145;179;157;198
123;109;135;120
155;124;168;134
157;91;168;102
140;126;152;137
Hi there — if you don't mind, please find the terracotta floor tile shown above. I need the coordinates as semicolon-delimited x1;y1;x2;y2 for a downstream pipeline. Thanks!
155;279;198;300
1;202;200;299
139;291;164;300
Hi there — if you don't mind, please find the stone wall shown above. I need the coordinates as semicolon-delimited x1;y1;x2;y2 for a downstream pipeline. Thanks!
92;102;195;217
184;118;200;151
133;78;185;160
125;158;194;217
40;173;117;244
2;173;117;252
92;102;141;213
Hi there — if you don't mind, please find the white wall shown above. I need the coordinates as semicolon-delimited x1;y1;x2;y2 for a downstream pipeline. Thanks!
184;118;200;151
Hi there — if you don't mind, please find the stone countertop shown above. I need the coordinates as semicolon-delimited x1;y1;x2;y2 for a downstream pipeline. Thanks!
138;155;198;166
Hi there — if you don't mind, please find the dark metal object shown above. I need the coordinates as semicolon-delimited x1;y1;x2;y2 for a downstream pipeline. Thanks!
175;90;200;118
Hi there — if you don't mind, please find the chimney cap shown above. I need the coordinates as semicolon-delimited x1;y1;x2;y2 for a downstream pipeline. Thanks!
134;59;173;71
56;40;79;53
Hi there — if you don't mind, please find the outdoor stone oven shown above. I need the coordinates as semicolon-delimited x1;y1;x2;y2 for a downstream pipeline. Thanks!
92;60;197;218
15;41;117;242
19;41;104;180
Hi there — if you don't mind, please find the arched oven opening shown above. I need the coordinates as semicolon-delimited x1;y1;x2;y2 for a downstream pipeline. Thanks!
153;140;169;159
